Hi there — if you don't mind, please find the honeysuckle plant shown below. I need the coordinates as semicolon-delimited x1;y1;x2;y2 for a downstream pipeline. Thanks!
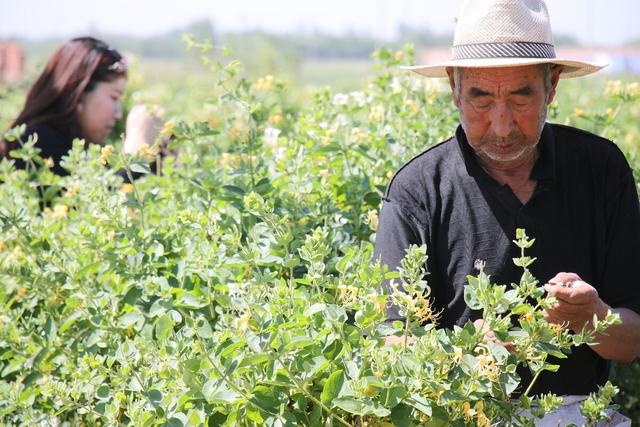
0;40;637;425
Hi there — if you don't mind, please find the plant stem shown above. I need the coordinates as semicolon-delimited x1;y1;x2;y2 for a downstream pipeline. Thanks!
524;369;544;397
274;352;352;427
203;347;280;418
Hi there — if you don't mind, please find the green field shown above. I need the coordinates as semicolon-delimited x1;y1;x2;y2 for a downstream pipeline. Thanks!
1;46;639;425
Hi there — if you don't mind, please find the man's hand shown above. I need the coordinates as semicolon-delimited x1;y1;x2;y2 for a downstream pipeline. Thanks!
543;272;609;333
543;272;640;362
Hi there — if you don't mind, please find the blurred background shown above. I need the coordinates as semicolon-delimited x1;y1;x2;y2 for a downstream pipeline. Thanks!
1;0;640;91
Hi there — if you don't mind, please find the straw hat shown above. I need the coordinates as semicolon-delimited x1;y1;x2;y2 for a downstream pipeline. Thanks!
404;0;606;78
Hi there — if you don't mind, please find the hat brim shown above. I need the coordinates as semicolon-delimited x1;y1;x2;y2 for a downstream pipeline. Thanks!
402;57;607;79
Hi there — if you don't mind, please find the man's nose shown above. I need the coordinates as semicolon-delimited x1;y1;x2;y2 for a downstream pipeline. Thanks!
489;104;515;138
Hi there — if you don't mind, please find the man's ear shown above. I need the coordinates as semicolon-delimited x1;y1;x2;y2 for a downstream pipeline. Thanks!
76;100;84;113
546;65;563;104
446;67;460;107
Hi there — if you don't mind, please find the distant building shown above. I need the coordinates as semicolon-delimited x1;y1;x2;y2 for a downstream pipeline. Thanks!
416;47;640;75
0;42;25;84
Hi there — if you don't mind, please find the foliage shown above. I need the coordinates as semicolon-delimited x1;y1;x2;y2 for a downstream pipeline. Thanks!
0;41;639;425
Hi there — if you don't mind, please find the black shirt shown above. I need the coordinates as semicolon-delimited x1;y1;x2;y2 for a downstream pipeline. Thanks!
374;122;640;396
13;124;138;182
13;125;73;176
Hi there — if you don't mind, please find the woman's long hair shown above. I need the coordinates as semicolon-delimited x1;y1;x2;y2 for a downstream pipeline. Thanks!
1;37;127;157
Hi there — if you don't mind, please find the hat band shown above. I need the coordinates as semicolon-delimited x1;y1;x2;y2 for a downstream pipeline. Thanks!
451;42;556;60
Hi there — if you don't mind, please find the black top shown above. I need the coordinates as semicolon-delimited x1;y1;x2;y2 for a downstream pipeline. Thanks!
374;123;640;396
13;124;138;182
13;125;73;176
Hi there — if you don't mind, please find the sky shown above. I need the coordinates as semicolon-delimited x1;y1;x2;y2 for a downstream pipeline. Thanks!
1;0;639;47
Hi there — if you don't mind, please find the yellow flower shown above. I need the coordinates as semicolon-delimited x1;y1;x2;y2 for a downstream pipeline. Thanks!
520;312;535;322
64;182;81;198
160;120;175;136
0;240;4;251
369;105;385;123
365;210;379;231
139;143;158;162
44;157;54;168
350;127;366;143
405;99;420;116
100;144;114;165
573;108;585;117
121;183;134;193
477;412;491;427
252;75;275;91
452;346;463;363
605;80;622;96
394;50;404;61
268;114;282;125
106;229;116;241
461;402;473;422
626;82;639;96
51;204;69;220
337;283;359;305
413;292;440;324
238;312;252;331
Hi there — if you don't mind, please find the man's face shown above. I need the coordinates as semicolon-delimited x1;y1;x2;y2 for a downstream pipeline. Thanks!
448;65;561;170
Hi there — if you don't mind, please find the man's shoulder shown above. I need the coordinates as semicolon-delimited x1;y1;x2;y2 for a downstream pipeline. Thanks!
551;123;622;153
386;136;458;193
550;123;631;169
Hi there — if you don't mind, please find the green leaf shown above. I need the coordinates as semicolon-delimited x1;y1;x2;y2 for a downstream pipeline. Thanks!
118;312;145;329
321;370;344;405
223;185;245;195
390;403;413;427
405;393;432;416
155;314;174;340
202;380;240;404
380;384;406;408
283;336;315;351
175;291;208;309
332;397;390;417
251;385;281;413
43;316;57;343
130;162;151;174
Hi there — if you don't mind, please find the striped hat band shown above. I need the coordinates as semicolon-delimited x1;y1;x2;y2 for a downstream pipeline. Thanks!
451;42;556;60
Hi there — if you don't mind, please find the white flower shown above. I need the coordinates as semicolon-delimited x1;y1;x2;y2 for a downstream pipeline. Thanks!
350;91;367;107
389;142;405;157
274;146;287;163
335;114;350;127
390;78;403;94
263;127;281;149
332;93;349;106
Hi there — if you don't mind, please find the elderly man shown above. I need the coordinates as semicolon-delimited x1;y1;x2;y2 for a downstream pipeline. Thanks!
374;0;640;420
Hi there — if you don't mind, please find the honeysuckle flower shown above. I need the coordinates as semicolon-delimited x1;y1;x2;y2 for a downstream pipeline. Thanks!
51;204;69;220
605;80;622;96
100;144;114;165
160;120;175;136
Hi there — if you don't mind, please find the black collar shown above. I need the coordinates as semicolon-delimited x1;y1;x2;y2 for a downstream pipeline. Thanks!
455;123;556;186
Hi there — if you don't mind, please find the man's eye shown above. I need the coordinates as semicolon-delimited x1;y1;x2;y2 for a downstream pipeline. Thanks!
471;100;492;109
511;97;531;107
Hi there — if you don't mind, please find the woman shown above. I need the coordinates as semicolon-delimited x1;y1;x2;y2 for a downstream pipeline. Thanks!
1;36;159;176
